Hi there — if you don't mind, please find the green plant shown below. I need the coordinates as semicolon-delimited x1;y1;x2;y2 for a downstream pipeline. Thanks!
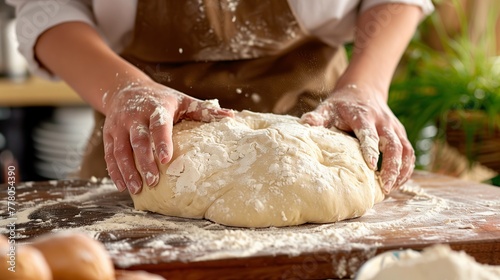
389;0;500;169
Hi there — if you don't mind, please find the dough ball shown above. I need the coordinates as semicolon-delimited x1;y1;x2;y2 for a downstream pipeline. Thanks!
31;232;114;280
133;111;384;227
363;245;500;280
116;270;166;280
0;244;52;280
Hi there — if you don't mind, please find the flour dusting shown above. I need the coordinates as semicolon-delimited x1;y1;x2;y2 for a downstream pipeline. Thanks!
0;173;498;279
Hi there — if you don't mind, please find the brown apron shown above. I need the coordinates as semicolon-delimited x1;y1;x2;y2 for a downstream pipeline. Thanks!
80;0;348;178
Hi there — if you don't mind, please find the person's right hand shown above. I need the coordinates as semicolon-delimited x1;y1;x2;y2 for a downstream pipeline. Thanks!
102;80;234;195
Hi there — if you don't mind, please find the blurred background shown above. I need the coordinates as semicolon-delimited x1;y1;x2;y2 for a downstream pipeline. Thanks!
0;0;499;185
0;0;92;182
388;0;500;186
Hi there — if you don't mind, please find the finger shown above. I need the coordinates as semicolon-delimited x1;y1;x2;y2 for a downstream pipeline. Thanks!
353;122;380;171
379;127;403;194
113;132;143;195
103;135;126;192
303;102;380;170
301;111;326;127
200;107;235;122
130;122;159;187
300;103;330;127
344;109;380;170
183;99;234;122
394;132;416;188
150;106;175;164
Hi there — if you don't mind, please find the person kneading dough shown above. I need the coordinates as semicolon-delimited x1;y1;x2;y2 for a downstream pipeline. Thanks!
8;1;434;222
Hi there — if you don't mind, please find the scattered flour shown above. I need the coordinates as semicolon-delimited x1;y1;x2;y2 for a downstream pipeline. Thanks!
0;174;498;278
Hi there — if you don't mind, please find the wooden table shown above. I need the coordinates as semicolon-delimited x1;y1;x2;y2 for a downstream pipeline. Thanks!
1;171;499;279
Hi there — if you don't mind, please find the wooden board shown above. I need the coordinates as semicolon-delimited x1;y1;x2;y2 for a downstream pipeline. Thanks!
1;171;499;279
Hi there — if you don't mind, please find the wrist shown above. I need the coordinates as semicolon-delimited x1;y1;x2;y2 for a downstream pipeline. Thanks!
100;69;154;115
334;75;389;101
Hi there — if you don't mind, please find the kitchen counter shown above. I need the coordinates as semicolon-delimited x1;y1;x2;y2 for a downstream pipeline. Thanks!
1;171;499;279
0;77;83;107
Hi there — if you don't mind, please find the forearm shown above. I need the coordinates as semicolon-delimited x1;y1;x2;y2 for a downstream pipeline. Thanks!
335;4;423;97
35;22;151;114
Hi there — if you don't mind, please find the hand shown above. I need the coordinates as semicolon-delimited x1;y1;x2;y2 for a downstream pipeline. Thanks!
301;84;415;194
102;80;234;194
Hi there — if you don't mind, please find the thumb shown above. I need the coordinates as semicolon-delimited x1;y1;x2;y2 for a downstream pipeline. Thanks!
301;109;328;127
353;127;380;170
184;99;235;122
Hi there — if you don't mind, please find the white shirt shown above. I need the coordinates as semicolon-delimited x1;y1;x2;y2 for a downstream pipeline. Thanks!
7;0;433;79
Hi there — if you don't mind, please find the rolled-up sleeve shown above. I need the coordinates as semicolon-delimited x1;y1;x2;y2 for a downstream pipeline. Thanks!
360;0;434;16
6;0;95;80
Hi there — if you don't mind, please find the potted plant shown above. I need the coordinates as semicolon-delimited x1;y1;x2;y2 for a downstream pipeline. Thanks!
389;0;500;181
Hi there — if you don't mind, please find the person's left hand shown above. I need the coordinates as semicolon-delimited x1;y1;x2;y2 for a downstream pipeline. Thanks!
301;84;415;194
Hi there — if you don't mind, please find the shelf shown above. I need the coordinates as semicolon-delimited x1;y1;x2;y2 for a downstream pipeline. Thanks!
0;77;84;107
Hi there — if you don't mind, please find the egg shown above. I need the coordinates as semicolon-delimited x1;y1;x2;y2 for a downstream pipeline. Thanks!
0;235;7;247
115;270;166;280
31;232;114;280
0;234;52;280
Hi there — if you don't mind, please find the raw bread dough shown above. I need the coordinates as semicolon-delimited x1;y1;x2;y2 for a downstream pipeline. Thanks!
132;111;384;227
357;244;500;280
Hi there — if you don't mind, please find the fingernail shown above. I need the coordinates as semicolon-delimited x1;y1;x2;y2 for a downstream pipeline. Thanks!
395;175;409;188
383;180;394;194
145;172;159;187
159;149;169;164
128;181;141;194
116;180;126;192
217;109;232;117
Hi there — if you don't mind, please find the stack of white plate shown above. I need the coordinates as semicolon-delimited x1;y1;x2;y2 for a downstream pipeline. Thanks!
32;106;94;179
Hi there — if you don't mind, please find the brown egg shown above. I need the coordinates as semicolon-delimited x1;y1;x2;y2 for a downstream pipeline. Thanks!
0;242;52;280
115;270;166;280
0;235;7;248
31;232;114;280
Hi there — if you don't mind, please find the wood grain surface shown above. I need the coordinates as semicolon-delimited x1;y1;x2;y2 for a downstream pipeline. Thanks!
0;171;499;279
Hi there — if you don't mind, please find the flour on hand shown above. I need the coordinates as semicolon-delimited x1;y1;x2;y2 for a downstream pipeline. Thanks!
131;111;384;227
